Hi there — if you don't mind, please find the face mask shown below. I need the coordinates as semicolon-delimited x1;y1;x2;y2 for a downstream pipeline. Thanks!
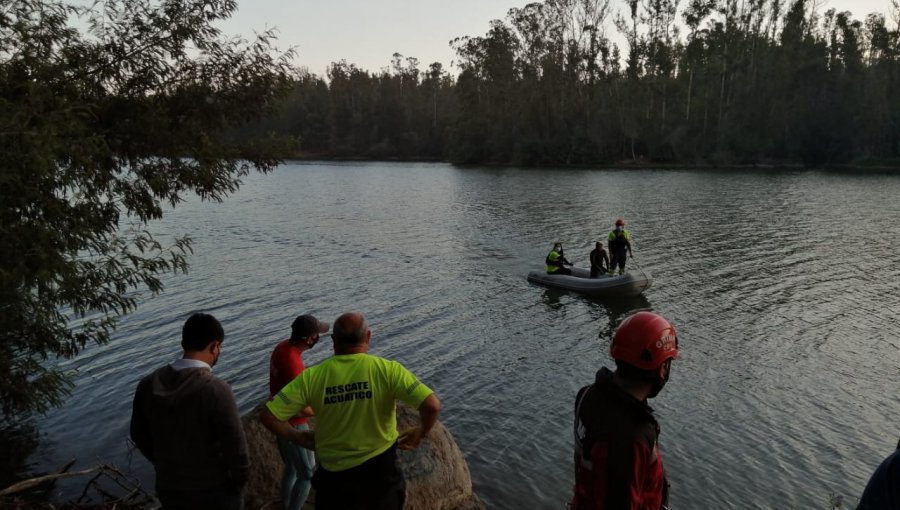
647;377;666;399
647;361;671;399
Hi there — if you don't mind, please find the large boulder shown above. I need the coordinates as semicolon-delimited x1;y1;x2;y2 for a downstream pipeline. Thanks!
241;403;484;510
241;403;286;510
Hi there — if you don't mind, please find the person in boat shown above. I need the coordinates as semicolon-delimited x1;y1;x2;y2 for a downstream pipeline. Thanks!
607;219;633;275
570;311;679;510
589;241;610;278
546;242;573;275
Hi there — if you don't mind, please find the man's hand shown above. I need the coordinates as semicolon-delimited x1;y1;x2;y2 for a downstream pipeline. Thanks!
398;426;425;450
292;429;316;450
260;406;315;450
401;393;441;451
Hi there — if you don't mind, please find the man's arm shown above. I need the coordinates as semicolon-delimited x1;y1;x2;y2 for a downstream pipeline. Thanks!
259;406;316;450
215;384;250;488
129;379;154;462
398;393;441;450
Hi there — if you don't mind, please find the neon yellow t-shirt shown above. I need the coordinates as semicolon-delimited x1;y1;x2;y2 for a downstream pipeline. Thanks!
266;353;434;471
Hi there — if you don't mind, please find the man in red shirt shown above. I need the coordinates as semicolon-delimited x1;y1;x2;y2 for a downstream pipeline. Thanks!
269;314;330;510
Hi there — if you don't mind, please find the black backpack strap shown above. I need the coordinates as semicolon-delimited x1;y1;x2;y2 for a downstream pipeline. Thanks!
574;384;593;460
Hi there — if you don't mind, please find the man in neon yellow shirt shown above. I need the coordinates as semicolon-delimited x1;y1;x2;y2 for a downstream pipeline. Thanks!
260;311;442;510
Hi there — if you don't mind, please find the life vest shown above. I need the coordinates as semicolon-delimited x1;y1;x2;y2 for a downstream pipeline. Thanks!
546;250;562;273
608;229;630;251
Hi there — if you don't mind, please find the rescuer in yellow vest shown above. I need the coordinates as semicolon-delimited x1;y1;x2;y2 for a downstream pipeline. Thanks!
546;242;573;275
607;219;633;275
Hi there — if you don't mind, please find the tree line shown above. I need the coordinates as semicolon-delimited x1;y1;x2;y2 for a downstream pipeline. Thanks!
255;0;900;167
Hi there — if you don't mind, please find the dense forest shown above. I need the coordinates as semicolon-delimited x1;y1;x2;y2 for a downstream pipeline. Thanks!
252;0;900;167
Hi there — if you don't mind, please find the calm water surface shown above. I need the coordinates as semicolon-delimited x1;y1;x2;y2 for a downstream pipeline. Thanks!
34;162;900;509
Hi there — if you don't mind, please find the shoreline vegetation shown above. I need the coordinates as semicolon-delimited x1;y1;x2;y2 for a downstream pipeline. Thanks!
283;154;900;171
240;0;900;169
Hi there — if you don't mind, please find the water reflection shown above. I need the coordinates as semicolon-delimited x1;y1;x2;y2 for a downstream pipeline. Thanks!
591;294;654;340
537;285;652;339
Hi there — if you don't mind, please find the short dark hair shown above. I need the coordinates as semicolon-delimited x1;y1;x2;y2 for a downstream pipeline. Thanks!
332;314;368;346
182;313;224;351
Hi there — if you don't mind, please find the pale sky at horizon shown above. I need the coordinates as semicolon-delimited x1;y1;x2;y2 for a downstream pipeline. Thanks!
221;0;895;77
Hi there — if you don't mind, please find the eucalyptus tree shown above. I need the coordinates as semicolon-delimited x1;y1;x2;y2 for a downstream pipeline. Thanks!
857;12;899;157
326;60;375;156
614;0;646;159
451;20;521;162
681;0;716;123
641;0;681;144
0;0;297;419
418;62;456;157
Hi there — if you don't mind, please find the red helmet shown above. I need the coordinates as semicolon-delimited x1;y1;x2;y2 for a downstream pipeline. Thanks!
610;311;678;370
615;219;625;226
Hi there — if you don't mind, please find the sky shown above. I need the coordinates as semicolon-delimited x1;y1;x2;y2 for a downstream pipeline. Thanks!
219;0;896;77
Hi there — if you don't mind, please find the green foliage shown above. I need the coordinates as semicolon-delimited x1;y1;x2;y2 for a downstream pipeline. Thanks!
0;0;297;419
252;0;900;167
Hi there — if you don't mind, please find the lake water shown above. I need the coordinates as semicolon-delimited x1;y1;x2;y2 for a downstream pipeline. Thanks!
32;162;900;509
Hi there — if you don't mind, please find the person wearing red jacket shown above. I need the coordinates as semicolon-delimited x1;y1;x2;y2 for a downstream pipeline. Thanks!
570;311;679;510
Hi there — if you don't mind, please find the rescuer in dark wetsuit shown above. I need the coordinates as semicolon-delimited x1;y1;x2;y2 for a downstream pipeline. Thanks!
589;242;610;278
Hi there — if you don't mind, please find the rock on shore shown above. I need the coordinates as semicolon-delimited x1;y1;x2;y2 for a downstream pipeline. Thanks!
241;403;484;510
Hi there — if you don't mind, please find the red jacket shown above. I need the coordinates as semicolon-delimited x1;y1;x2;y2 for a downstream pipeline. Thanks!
571;368;669;510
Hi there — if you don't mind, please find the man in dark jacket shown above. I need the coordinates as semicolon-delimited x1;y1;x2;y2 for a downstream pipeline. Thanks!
856;439;900;510
571;311;679;510
131;313;249;510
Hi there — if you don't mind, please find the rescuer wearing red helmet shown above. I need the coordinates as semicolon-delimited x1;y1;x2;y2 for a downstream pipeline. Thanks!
607;219;633;276
570;311;679;510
